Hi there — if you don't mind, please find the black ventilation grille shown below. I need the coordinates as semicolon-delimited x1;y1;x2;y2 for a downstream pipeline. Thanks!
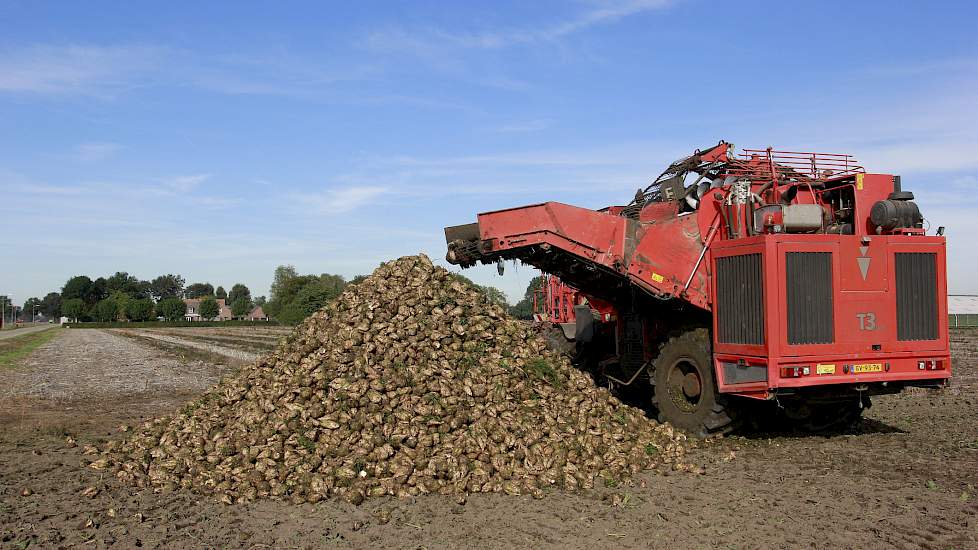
620;312;645;371
896;252;938;341
786;252;834;345
716;254;764;345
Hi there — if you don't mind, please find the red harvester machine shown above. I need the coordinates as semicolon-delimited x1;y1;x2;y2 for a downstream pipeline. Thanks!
445;141;950;435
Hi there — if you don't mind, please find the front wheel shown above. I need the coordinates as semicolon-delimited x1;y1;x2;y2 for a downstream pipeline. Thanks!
651;328;739;437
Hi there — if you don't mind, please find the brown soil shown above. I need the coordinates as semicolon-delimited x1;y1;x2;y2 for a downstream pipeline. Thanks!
2;328;977;549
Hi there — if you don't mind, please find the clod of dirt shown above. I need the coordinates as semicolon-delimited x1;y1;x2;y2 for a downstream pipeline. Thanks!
103;254;693;504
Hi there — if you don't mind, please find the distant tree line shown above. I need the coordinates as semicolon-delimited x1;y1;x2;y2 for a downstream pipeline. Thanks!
16;271;267;324
263;265;513;325
13;265;522;326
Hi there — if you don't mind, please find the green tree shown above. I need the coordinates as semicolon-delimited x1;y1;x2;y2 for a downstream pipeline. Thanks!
231;297;252;318
85;277;108;306
61;298;86;321
480;286;508;308
509;276;544;319
94;299;119;322
41;292;62;319
62;275;93;301
265;266;348;322
184;283;214;299
266;275;316;317
199;296;220;319
215;286;227;299
106;272;150;298
150;274;185;301
275;280;333;324
107;290;131;321
316;274;346;299
228;283;251;305
22;297;42;321
157;297;187;321
254;295;267;307
126;298;154;322
269;265;299;302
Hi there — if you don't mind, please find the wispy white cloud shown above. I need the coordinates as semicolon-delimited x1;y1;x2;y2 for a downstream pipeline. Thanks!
299;186;389;214
528;0;674;43
0;169;90;195
474;75;534;92
159;174;210;193
387;141;678;168
857;138;978;174
862;57;978;78
193;196;241;209
0;44;373;99
73;141;122;162
185;52;378;97
494;119;551;133
10;183;88;195
0;44;164;96
365;0;673;52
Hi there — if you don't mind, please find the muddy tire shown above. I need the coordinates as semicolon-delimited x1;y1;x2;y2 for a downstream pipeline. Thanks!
651;328;739;437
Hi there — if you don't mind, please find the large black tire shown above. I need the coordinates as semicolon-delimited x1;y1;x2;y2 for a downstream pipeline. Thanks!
651;328;739;437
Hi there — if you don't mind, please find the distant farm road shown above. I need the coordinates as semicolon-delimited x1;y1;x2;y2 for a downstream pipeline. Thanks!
0;324;54;341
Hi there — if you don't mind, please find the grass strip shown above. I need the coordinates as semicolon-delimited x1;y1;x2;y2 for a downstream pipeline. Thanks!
0;328;61;369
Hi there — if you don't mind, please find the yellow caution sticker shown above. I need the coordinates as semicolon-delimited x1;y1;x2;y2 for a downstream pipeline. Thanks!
816;363;836;375
853;363;883;373
651;272;665;283
856;173;864;191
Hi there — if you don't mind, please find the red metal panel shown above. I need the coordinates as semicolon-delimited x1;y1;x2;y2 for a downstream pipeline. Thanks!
710;236;768;358
714;234;950;394
854;174;895;236
628;213;711;309
477;202;628;271
885;237;949;353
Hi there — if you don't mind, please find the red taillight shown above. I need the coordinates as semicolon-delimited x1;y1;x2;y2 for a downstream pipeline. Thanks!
780;366;810;378
918;359;946;370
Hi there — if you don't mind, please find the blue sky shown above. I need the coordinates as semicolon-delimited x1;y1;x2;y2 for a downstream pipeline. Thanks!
2;0;977;306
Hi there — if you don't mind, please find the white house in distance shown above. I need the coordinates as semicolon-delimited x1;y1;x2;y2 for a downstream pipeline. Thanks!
183;298;268;322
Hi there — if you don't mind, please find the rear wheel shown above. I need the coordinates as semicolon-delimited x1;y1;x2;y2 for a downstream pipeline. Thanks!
651;328;739;437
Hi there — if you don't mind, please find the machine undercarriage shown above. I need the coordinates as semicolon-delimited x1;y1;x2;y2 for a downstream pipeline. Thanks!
445;141;951;436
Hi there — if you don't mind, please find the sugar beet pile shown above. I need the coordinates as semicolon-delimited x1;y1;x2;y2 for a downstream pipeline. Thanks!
101;255;692;504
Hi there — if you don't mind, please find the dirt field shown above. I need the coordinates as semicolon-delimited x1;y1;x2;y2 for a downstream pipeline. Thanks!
2;327;977;549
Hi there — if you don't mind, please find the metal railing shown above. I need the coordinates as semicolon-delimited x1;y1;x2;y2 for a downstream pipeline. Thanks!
725;147;865;185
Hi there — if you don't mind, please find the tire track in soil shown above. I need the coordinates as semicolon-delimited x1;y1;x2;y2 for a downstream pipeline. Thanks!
111;329;260;363
0;329;225;401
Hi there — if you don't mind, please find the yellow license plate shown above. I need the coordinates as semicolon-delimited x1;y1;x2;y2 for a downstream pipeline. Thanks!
816;364;836;375
853;363;883;373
